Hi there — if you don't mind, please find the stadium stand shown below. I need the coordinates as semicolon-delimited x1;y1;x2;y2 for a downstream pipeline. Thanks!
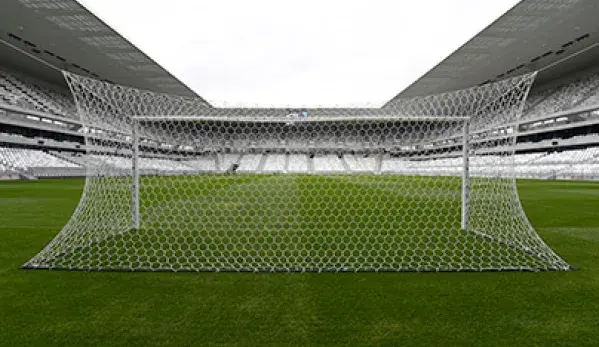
344;154;377;173
287;154;309;173
577;89;599;109
0;147;78;169
217;154;241;172
1;59;599;181
262;154;287;173
237;154;263;173
523;73;599;120
2;140;598;180
0;146;83;177
185;156;217;172
0;68;76;119
313;155;346;173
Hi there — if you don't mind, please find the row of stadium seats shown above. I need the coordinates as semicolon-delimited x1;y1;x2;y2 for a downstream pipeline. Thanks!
531;147;599;164
263;154;287;172
0;67;76;119
313;155;346;173
523;72;599;120
0;147;79;169
344;154;378;172
3;146;598;180
288;154;309;172
0;147;84;178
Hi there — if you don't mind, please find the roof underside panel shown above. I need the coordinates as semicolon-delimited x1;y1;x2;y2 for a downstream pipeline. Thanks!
0;0;210;106
385;0;599;105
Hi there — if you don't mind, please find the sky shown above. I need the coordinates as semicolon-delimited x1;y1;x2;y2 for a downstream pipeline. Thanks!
77;0;521;107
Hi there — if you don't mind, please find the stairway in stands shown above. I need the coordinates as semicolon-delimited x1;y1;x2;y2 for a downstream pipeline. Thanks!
340;155;351;172
375;154;384;174
257;154;268;172
308;155;315;173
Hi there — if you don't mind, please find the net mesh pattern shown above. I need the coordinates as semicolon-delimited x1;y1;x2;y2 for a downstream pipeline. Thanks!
23;71;570;272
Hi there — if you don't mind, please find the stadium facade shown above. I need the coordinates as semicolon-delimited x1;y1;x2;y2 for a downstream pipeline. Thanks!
1;0;599;181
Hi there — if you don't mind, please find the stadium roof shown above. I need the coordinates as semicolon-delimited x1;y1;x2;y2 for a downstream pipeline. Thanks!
0;0;209;104
385;0;599;104
3;0;598;110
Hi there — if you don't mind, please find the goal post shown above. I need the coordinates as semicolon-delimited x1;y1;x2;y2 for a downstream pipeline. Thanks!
22;71;572;272
461;119;470;231
131;118;140;230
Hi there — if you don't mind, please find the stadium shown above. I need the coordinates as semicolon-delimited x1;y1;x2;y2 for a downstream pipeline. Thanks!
1;0;598;345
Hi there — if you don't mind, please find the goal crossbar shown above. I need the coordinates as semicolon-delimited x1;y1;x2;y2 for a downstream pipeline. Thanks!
131;115;472;123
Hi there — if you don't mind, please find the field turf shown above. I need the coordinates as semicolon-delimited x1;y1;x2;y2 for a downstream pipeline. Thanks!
0;178;598;346
30;174;539;271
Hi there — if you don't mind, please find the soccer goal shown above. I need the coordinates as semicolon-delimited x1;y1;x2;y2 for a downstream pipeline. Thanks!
23;71;571;272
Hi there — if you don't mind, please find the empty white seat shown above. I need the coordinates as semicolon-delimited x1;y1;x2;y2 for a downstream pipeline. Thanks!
262;154;286;173
313;155;345;173
344;154;376;172
237;154;263;172
185;156;217;171
287;154;308;173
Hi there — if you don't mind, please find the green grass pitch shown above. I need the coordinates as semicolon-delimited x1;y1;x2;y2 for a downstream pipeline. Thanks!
1;178;598;346
42;174;527;271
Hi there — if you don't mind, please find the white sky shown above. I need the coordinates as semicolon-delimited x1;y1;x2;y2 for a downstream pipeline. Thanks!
77;0;520;107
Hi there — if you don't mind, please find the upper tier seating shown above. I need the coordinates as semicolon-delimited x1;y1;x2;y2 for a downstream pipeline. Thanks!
523;73;599;119
0;68;77;119
577;89;599;110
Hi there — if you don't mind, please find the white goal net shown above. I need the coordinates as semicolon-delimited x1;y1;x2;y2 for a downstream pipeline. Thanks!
23;71;571;272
